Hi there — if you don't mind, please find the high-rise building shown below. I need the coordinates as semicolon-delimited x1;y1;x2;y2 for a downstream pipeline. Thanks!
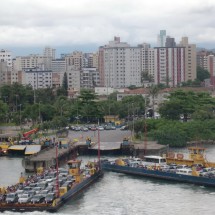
100;37;142;88
154;47;185;87
66;66;81;91
65;51;83;70
157;30;166;47
80;68;100;89
0;49;12;67
25;68;53;89
165;36;176;47
179;37;196;81
43;47;56;60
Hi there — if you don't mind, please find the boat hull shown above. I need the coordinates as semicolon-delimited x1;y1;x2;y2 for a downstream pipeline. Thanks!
102;163;215;187
0;170;103;212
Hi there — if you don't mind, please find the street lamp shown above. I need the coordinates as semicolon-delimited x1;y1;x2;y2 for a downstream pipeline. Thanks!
19;104;22;129
15;95;18;112
39;101;41;124
132;102;134;141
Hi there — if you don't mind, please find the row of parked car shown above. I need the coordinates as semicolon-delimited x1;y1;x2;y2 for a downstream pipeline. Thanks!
66;124;117;131
0;168;75;205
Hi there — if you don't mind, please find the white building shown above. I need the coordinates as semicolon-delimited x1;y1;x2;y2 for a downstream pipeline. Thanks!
0;49;12;67
25;68;53;89
43;47;56;59
103;37;142;88
51;59;66;73
14;55;52;71
67;66;80;91
80;68;100;89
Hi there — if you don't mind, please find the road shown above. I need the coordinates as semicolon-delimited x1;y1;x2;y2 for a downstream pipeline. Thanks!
68;129;131;143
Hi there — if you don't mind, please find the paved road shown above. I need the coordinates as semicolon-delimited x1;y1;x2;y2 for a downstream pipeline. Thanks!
68;129;131;143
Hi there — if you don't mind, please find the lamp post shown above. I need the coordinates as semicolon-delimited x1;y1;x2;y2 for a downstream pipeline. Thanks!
132;102;134;141
19;104;22;129
15;95;18;112
39;101;41;124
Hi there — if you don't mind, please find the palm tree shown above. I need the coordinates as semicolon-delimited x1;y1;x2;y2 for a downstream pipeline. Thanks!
149;85;159;118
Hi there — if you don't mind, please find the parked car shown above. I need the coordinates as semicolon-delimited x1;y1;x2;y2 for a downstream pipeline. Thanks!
18;193;32;203
31;195;45;204
6;193;18;203
97;126;104;131
120;125;129;130
39;190;50;198
45;193;56;203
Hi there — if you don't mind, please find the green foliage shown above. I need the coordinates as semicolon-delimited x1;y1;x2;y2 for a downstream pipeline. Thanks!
133;119;215;147
159;90;215;121
197;66;210;82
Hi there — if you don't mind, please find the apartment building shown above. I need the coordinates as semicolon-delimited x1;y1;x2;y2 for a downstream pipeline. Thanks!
14;55;52;71
66;66;80;91
0;49;12;67
154;47;186;87
179;37;196;81
80;68;100;89
25;68;53;89
65;51;83;70
101;37;142;88
51;58;66;73
43;47;56;59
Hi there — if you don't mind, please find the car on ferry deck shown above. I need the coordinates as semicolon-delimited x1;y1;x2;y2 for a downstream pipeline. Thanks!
31;194;45;204
18;193;32;203
6;193;18;203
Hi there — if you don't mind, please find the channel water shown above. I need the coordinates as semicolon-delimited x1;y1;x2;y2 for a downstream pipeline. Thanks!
1;146;215;215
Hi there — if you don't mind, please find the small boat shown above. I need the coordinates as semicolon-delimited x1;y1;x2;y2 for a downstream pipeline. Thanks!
0;159;103;212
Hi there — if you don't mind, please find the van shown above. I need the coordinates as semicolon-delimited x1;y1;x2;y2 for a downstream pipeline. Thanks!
176;168;192;175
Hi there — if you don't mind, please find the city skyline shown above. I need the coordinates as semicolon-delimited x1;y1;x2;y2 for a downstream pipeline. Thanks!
0;0;215;56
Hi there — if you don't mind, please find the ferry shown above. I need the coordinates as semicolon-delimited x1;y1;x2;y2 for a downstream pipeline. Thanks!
0;159;103;212
102;147;215;188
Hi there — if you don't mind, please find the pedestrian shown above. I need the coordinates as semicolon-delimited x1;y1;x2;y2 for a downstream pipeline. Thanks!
59;141;62;149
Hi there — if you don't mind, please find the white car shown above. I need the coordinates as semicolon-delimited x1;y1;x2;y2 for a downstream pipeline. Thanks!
18;193;31;203
97;126;104;131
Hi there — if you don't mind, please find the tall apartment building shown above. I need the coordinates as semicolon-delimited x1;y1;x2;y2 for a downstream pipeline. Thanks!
65;51;83;70
80;68;100;89
138;43;155;82
165;36;176;47
0;61;11;86
14;55;52;71
154;47;185;87
43;47;56;59
179;37;196;81
66;66;80;91
100;37;142;88
51;58;66;73
25;68;53;89
197;50;212;69
206;55;215;86
157;30;167;47
0;49;12;67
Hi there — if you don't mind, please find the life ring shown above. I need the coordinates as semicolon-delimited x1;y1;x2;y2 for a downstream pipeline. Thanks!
168;152;175;159
177;153;184;160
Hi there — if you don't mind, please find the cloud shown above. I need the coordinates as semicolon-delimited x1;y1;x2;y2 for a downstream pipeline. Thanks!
0;0;215;52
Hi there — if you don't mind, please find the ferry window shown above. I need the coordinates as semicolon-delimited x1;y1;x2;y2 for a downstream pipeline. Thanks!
160;159;166;163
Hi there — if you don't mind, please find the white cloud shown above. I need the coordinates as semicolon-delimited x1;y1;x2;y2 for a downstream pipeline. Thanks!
0;0;215;51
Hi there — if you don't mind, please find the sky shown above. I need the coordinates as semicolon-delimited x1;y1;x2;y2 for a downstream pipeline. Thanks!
0;0;215;56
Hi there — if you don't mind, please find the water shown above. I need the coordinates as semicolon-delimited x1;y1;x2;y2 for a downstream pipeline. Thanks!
1;147;215;215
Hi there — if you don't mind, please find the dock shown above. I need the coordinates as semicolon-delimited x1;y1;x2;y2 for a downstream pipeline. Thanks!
22;144;80;172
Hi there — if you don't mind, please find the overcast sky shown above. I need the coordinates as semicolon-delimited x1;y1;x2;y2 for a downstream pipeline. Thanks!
1;0;215;55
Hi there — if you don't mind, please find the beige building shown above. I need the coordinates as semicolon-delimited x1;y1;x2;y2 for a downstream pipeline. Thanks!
179;37;196;81
65;51;83;70
66;66;81;91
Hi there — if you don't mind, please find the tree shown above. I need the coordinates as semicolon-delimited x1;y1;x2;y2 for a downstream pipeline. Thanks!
197;66;210;82
159;90;215;121
149;85;159;118
0;100;8;123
